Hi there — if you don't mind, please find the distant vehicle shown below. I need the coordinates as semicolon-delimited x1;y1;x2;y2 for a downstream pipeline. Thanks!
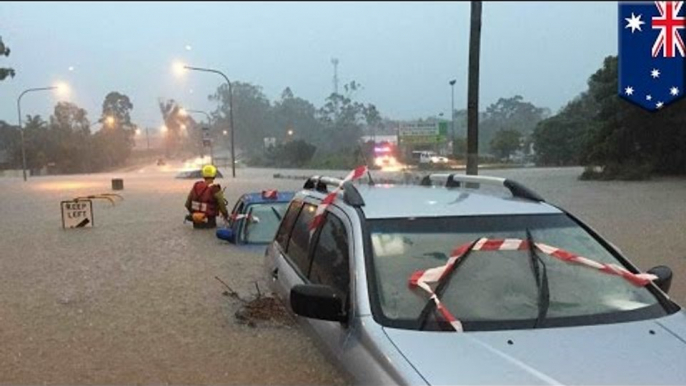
264;173;683;385
217;190;295;247
175;169;224;179
412;150;449;164
373;142;400;169
156;158;166;166
429;155;449;164
373;154;398;168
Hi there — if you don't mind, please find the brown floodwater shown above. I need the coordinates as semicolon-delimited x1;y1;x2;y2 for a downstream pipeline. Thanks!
0;165;684;384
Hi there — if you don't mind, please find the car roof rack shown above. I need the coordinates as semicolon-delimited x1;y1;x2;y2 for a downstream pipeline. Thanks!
419;173;545;202
303;176;365;207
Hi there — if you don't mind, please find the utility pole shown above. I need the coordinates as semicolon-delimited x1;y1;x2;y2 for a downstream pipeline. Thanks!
449;79;456;156
331;58;339;95
466;1;482;175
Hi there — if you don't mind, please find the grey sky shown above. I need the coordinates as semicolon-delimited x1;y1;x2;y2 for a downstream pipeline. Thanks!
1;2;617;129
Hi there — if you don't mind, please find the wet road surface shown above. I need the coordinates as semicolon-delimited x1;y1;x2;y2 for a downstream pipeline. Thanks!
1;165;685;384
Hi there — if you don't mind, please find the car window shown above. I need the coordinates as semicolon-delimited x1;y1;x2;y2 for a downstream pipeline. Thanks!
275;200;303;248
367;214;666;331
284;203;317;275
242;203;289;244
229;200;244;227
309;213;350;300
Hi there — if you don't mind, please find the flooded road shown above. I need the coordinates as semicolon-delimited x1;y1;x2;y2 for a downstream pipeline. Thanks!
0;165;684;384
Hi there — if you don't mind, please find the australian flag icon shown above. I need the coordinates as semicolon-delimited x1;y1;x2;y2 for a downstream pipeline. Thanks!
619;1;685;111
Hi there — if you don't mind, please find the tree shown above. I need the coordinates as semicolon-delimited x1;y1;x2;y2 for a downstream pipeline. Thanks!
48;102;92;173
480;95;549;154
537;55;686;179
363;104;382;138
581;56;686;178
317;81;373;152
280;139;317;167
272;87;323;146
490;129;522;160
0;121;20;168
158;98;189;158
94;92;136;168
209;82;273;152
101;91;134;127
533;92;598;166
0;36;15;81
20;115;49;170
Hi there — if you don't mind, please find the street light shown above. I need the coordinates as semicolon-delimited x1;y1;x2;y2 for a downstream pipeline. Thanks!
176;63;236;178
287;129;294;136
105;115;115;127
55;82;70;97
449;79;457;155
17;83;69;181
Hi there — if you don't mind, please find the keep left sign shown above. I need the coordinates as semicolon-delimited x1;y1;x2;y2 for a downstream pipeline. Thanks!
61;200;94;228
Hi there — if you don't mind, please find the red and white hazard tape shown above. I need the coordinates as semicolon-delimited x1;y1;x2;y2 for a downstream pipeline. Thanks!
230;213;259;223
409;238;658;332
309;166;368;233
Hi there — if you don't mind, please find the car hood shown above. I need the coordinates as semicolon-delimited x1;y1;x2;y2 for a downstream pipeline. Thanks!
383;312;686;385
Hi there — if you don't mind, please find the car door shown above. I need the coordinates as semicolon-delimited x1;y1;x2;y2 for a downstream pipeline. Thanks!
305;210;354;358
265;199;301;290
228;199;245;233
270;200;315;301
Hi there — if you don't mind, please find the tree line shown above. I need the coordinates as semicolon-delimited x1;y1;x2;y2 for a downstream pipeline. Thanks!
533;56;686;179
155;80;384;169
0;92;137;174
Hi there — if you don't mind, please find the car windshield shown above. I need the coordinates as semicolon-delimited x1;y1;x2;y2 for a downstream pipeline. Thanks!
367;214;666;331
242;203;289;244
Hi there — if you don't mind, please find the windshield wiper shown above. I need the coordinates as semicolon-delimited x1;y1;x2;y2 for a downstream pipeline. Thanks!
416;239;480;331
526;229;550;328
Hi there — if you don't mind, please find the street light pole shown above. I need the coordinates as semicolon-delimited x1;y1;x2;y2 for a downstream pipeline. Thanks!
183;66;236;178
449;79;456;156
186;109;211;122
17;86;57;182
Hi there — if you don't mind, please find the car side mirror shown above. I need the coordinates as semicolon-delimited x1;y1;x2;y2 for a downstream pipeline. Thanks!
648;265;673;293
290;284;345;322
216;228;236;244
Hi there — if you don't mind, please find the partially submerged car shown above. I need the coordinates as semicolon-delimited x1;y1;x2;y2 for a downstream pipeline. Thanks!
217;190;295;246
264;172;685;385
176;169;224;179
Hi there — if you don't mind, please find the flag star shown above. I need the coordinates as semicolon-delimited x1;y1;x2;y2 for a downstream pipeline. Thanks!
651;69;660;78
646;95;653;101
624;12;645;33
670;87;679;96
624;86;635;95
656;101;664;109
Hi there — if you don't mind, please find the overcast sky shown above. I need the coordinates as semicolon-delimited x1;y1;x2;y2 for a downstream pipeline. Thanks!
1;1;617;129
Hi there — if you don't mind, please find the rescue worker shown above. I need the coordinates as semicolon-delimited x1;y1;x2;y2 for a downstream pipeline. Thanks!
185;164;229;229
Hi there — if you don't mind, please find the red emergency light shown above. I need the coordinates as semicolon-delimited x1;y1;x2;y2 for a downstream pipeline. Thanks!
262;190;278;199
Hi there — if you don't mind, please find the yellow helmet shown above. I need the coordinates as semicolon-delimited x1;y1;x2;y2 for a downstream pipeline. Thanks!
201;164;217;178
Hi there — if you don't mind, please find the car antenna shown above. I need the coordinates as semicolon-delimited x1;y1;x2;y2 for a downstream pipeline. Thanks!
358;145;375;186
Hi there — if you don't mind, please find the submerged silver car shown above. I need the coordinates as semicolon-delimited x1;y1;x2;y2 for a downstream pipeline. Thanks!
264;173;686;385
